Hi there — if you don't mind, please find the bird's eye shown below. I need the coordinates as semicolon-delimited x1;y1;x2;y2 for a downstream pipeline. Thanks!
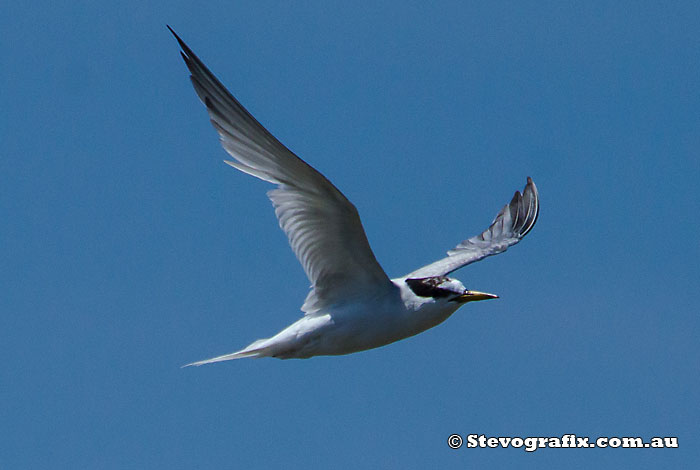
405;277;452;298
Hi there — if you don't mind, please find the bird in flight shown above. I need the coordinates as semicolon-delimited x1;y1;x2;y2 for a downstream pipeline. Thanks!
169;27;539;366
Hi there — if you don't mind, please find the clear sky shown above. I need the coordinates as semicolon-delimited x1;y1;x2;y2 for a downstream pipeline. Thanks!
2;1;698;468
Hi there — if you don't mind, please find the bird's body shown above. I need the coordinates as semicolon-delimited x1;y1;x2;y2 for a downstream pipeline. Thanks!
191;279;463;363
169;27;540;365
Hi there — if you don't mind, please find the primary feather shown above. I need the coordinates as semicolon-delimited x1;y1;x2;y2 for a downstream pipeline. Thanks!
406;177;539;278
169;26;392;315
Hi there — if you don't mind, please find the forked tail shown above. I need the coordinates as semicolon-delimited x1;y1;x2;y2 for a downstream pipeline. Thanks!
182;338;271;367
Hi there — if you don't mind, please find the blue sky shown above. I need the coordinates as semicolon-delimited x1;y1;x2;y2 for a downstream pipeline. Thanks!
2;1;698;468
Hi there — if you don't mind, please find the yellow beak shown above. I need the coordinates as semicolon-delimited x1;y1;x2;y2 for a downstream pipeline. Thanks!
455;290;499;303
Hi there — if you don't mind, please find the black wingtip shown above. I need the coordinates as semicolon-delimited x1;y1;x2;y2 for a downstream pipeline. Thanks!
524;176;538;197
521;176;539;236
166;25;191;56
166;24;179;40
510;190;521;205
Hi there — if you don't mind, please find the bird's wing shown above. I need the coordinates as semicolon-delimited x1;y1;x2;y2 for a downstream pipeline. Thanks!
406;178;539;278
170;27;393;314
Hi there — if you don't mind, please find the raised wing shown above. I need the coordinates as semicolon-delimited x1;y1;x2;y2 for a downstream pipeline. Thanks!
169;27;393;314
406;178;539;278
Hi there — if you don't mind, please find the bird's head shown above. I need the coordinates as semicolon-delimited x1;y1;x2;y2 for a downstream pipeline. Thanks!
405;276;498;303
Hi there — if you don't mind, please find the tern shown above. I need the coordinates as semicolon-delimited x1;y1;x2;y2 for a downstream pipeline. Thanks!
169;27;539;365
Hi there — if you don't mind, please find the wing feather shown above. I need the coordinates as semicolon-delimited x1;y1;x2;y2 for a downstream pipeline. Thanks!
170;27;392;314
406;178;539;278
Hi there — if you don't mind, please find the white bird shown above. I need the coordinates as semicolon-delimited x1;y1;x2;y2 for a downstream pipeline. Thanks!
169;27;540;366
